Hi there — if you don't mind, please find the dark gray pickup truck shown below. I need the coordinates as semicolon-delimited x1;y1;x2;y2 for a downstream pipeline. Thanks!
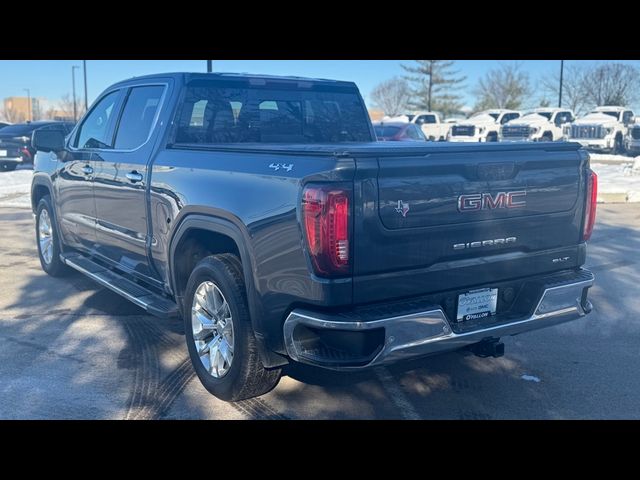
31;72;596;401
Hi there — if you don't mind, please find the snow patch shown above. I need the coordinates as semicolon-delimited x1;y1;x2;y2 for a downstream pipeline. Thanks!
591;162;640;202
0;169;33;209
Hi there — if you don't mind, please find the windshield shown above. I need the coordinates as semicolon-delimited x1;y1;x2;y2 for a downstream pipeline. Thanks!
593;111;621;121
374;125;402;138
472;112;499;120
174;80;373;144
529;112;552;120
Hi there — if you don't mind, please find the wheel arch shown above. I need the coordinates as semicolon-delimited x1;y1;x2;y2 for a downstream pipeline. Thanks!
31;175;54;214
167;213;286;367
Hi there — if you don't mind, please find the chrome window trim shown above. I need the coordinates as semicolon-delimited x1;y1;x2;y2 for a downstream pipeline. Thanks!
67;81;169;154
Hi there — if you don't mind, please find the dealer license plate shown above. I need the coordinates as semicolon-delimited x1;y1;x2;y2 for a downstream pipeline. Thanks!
0;150;7;157
457;288;498;322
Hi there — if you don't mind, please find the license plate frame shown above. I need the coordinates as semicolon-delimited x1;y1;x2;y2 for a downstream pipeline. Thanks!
456;287;498;322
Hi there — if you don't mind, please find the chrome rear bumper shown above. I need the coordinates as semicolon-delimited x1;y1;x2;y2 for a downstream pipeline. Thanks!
284;270;594;370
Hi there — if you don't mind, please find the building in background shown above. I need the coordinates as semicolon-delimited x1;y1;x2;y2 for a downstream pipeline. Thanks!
368;109;385;122
2;96;41;123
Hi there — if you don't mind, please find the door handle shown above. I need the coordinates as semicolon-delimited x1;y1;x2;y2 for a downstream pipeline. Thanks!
126;171;144;183
81;165;93;175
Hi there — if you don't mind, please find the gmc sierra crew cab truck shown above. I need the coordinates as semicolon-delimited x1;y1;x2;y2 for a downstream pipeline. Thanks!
31;73;596;402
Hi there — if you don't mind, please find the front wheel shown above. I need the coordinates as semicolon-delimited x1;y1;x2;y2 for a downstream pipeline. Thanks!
613;135;624;155
184;254;281;401
36;195;71;277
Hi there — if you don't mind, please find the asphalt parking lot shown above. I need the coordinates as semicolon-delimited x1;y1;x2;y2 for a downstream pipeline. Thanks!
0;203;638;419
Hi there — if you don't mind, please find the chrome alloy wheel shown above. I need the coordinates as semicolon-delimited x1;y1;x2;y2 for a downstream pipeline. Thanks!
38;209;54;265
191;281;235;378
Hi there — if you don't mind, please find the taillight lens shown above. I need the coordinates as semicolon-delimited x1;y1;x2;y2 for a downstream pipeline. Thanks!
302;184;351;276
21;148;32;160
583;170;597;241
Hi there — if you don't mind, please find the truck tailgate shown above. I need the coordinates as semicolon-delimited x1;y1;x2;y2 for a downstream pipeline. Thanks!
352;142;588;304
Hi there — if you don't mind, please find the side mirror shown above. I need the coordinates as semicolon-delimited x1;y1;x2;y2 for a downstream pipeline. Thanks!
32;129;65;153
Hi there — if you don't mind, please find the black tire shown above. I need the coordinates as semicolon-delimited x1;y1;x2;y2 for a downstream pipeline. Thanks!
613;135;624;155
486;133;498;142
540;133;553;142
184;254;281;401
1;162;17;172
35;195;71;277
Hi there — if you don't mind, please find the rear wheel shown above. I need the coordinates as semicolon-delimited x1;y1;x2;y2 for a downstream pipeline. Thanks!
184;254;281;401
1;162;17;172
613;134;624;155
36;195;71;277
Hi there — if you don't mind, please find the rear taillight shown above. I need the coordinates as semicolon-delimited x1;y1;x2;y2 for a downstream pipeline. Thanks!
20;148;32;160
583;170;597;241
302;184;351;276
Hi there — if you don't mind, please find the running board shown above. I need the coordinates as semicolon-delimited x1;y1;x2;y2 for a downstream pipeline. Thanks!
60;252;179;319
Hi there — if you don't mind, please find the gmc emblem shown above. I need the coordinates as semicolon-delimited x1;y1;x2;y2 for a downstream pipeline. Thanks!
458;191;526;212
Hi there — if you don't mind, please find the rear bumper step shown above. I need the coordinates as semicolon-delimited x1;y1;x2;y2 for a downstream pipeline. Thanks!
60;252;179;319
284;269;594;369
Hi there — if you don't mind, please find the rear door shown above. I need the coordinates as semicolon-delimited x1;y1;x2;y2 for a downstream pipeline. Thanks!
92;83;167;283
353;143;587;302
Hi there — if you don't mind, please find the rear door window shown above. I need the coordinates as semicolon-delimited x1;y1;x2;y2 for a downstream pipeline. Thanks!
113;85;165;150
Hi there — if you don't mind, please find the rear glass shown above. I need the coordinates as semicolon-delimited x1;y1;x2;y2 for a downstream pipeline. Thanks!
374;125;402;137
174;80;372;144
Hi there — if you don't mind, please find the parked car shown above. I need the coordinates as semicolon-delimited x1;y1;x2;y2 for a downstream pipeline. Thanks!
566;106;634;154
448;109;521;142
373;122;427;141
382;111;451;141
32;72;595;401
624;123;640;156
500;108;575;142
0;121;74;171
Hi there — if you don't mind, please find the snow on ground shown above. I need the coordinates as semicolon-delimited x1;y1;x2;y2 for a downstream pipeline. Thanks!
588;153;635;165
0;168;32;209
591;161;640;202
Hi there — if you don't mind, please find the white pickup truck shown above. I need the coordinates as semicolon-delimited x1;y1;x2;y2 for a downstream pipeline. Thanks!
383;111;451;141
448;109;521;142
567;106;635;154
500;108;575;142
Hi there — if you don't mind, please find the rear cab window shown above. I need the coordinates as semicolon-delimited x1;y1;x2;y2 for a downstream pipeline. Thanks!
173;78;373;145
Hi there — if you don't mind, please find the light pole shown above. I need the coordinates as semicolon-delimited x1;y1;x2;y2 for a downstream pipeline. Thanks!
207;60;212;73
23;88;31;121
72;65;79;122
558;60;564;108
83;60;88;111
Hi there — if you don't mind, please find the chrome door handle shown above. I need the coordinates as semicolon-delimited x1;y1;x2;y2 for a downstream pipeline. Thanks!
81;165;93;175
126;171;144;183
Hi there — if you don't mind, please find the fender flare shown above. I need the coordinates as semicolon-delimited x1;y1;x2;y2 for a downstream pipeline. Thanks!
168;213;287;367
30;174;55;213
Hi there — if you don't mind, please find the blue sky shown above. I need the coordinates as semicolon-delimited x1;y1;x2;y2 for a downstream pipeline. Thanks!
2;60;639;111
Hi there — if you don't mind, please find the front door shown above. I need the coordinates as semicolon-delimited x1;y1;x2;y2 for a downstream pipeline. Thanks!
92;84;166;283
56;89;123;252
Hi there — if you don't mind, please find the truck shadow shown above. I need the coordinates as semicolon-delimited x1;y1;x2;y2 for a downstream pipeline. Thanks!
2;205;640;419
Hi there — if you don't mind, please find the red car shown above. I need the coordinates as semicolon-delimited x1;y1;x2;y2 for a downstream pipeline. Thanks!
373;121;428;142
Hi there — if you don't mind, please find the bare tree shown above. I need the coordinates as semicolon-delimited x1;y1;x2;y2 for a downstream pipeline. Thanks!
1;102;26;123
541;63;589;115
57;93;86;121
581;63;640;107
402;60;466;117
473;63;531;112
370;77;411;117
